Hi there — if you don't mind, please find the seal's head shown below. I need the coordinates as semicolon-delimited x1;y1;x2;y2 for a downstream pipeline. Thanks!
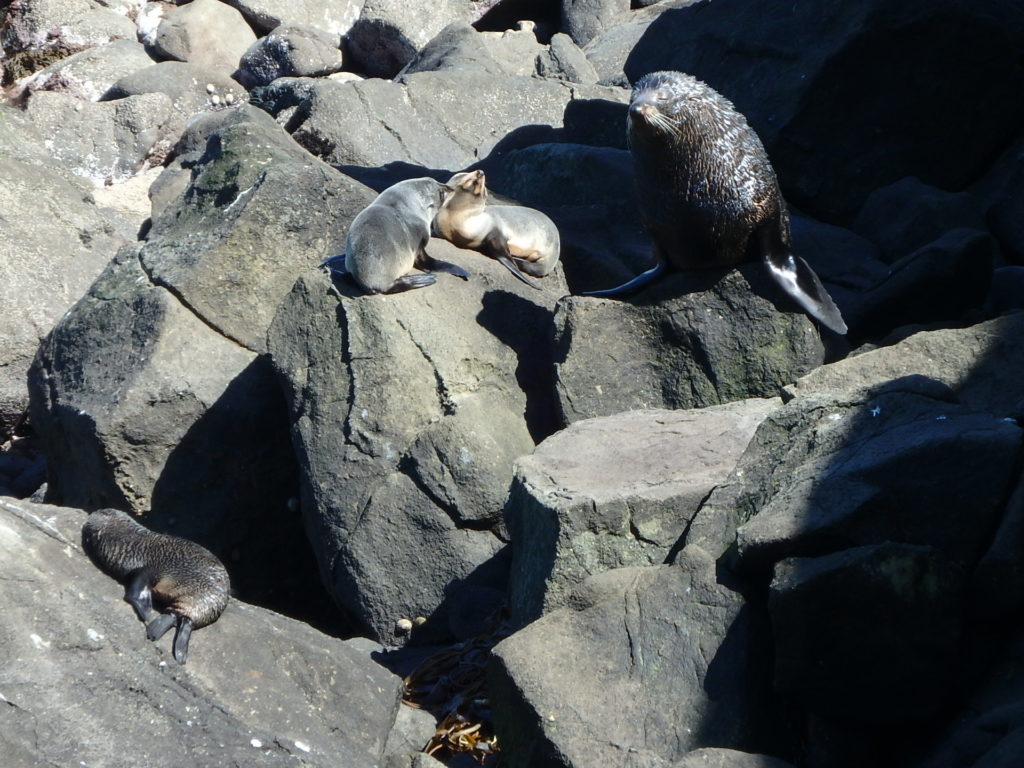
627;71;737;146
447;169;486;198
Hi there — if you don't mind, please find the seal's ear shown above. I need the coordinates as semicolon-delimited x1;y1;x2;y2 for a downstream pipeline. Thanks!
439;184;454;204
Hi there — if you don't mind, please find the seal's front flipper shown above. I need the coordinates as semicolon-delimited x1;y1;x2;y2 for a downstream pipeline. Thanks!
172;617;193;664
125;569;154;621
581;258;667;297
482;231;541;290
419;254;470;281
386;273;437;293
763;250;847;335
146;612;176;641
320;253;348;275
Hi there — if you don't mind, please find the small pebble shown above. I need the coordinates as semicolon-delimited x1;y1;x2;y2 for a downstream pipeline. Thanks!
413;616;426;627
395;618;413;633
211;94;221;106
206;83;216;93
225;92;235;105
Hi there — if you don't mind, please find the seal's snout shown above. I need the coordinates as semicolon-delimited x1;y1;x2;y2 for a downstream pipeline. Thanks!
629;100;658;122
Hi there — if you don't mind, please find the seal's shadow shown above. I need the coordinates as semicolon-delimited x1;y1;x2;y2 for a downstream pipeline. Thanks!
476;290;560;444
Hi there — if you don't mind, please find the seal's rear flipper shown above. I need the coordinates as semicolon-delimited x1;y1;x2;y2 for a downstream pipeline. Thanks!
146;612;176;641
496;255;542;290
480;231;542;289
581;259;667;297
172;617;193;664
386;273;437;293
125;569;154;621
764;251;847;335
418;254;470;281
321;254;348;276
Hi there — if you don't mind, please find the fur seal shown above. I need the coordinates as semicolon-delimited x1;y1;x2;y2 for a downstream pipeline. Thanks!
586;70;847;335
325;177;470;294
82;508;230;664
433;169;560;290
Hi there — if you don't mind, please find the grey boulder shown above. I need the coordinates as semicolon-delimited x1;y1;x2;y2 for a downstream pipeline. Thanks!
554;266;826;425
489;550;781;767
0;496;401;768
0;105;134;439
506;399;780;624
150;0;258;76
268;240;569;645
238;24;345;88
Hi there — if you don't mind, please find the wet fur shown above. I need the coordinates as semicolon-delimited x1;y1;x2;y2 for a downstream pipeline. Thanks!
82;508;229;663
588;70;846;334
433;170;560;288
344;177;468;294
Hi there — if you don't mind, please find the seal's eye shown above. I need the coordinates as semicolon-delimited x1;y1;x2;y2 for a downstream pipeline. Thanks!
655;90;669;102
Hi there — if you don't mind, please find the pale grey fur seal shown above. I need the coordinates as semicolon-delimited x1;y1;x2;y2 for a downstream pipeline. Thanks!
433;169;560;290
586;70;847;335
82;508;229;664
325;177;470;294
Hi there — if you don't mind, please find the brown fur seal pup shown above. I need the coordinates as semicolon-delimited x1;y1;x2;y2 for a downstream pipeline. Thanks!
433;169;560;290
82;508;229;664
323;177;470;294
586;70;847;335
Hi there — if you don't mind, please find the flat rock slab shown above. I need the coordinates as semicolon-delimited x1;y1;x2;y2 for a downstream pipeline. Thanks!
489;550;779;768
0;497;401;768
506;399;780;623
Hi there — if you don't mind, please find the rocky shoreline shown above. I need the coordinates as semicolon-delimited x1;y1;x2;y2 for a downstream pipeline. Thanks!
2;1;1024;767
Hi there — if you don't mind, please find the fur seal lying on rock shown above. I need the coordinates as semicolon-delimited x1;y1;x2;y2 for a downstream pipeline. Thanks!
325;177;470;294
433;169;560;290
586;70;847;335
82;508;229;664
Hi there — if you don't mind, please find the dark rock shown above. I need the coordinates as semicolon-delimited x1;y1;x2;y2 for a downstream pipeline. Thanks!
624;0;1024;223
852;177;988;263
783;312;1024;418
789;212;888;292
535;32;597;83
832;228;994;342
489;550;783;767
346;0;475;79
986;268;1024;316
561;0;631;48
0;104;134;439
238;25;346;88
505;400;779;624
676;749;795;768
581;0;677;85
222;0;363;41
403;21;514;76
553;265;826;425
150;0;257;76
688;378;1022;569
770;542;965;721
0;496;401;768
267;239;567;645
971;473;1024;619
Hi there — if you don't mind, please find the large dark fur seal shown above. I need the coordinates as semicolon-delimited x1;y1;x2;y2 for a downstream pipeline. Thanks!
586;70;847;335
82;508;230;664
